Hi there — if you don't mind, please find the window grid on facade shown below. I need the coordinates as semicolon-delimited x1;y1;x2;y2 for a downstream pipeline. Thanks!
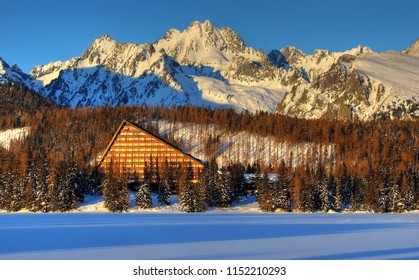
99;120;204;181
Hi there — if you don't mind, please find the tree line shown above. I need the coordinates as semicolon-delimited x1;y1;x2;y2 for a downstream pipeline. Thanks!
0;84;418;213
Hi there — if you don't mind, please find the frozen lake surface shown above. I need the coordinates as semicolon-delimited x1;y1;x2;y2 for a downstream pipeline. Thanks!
1;213;419;260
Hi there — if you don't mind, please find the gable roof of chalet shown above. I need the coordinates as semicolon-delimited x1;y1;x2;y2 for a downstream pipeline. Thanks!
98;119;205;166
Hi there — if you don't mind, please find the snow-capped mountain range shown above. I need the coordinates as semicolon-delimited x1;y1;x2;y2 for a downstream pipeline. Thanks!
1;20;418;120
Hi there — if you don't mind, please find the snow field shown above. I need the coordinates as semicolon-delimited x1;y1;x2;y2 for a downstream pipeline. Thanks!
2;192;419;260
1;211;419;260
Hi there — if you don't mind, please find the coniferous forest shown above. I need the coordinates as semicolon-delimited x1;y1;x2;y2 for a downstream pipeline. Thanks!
0;84;418;213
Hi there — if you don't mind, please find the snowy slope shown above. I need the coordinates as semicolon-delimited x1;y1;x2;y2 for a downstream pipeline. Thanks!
155;120;321;167
0;127;29;150
277;50;419;120
354;51;419;117
270;45;372;82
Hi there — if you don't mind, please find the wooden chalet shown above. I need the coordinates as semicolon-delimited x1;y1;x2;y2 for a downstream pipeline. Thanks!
98;119;205;181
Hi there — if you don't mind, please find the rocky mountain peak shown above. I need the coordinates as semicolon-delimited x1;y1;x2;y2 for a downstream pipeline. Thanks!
279;46;306;65
0;57;9;74
162;28;180;41
313;49;331;58
220;27;246;53
84;34;118;55
0;57;42;90
351;45;372;56
98;34;114;42
404;38;419;56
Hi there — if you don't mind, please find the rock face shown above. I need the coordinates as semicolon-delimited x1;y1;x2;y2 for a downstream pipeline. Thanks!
2;21;418;120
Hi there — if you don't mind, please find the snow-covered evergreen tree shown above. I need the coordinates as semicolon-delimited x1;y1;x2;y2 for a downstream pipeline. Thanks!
256;171;273;212
56;160;77;212
333;177;342;212
179;168;193;212
405;171;415;210
179;167;206;212
24;158;39;212
37;157;51;212
201;158;220;207
275;161;291;212
377;166;392;213
157;160;173;206
300;167;315;212
180;183;195;213
227;163;246;202
157;178;172;206
391;175;406;213
143;158;153;186
102;174;130;213
316;164;329;212
136;183;152;209
3;170;14;211
193;183;207;212
9;171;24;212
218;173;232;207
0;171;6;210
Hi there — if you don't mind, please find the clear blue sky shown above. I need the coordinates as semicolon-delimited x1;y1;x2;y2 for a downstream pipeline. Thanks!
1;0;418;72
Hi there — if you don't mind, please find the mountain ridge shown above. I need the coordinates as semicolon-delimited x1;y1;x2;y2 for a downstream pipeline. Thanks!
2;20;418;120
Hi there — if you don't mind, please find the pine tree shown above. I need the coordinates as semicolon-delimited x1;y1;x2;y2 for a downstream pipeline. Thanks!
300;184;315;212
227;163;246;202
143;157;153;187
377;166;391;213
300;166;315;212
201;158;221;207
24;158;39;212
136;183;152;209
157;170;172;206
275;161;291;212
180;182;195;212
37;156;51;212
320;176;330;212
3;170;15;212
333;176;342;212
256;171;273;212
316;164;329;212
179;168;193;212
10;171;24;212
218;173;232;207
290;171;303;212
47;164;59;212
102;166;130;212
102;175;121;212
391;173;406;213
0;170;5;210
405;171;415;210
193;183;207;212
56;160;77;212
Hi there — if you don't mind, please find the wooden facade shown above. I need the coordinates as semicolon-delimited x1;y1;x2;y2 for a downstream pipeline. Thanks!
98;120;205;181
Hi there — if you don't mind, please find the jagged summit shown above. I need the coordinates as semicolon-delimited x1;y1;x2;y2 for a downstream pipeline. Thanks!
404;38;419;56
0;57;42;89
0;57;8;74
98;34;114;41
